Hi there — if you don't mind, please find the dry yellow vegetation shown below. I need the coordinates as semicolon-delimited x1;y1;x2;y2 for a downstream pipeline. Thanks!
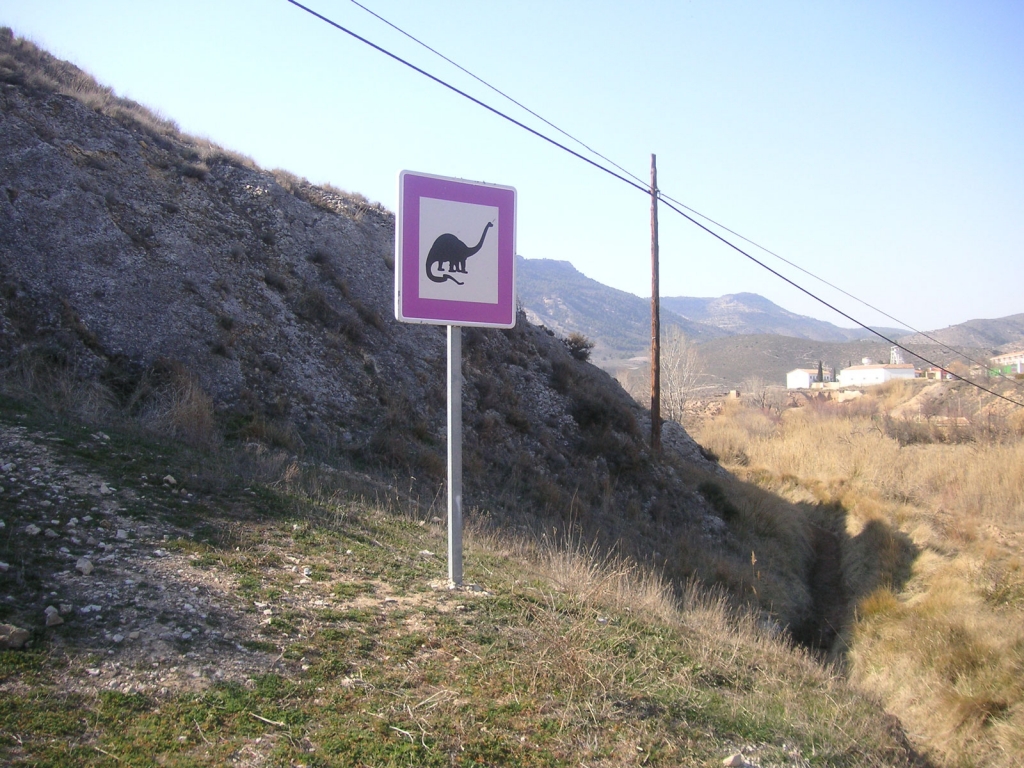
692;379;1024;768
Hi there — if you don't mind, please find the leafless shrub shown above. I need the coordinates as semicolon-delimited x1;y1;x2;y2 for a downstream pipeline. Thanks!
322;182;368;205
141;371;220;449
107;102;180;138
343;313;368;344
194;139;255;169
178;161;209;181
233;415;301;452
271;168;303;195
563;331;594;361
619;330;713;426
295;287;338;327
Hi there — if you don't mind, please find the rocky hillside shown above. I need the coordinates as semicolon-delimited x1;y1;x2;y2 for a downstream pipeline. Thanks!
1;30;828;625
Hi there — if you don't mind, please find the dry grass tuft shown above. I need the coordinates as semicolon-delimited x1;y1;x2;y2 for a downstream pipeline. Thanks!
0;349;117;423
536;532;680;623
0;350;222;450
137;368;220;449
857;586;901;620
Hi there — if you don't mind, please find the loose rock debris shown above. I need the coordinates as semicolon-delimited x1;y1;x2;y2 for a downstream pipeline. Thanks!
0;423;295;695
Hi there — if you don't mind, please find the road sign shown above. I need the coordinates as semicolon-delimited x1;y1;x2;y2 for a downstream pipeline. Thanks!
395;170;517;328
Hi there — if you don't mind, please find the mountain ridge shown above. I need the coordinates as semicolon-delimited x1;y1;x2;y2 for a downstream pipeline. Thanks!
515;256;726;364
518;257;912;350
660;291;907;341
518;257;1023;385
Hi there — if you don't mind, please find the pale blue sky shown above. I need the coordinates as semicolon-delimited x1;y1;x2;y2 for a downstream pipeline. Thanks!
4;1;1022;332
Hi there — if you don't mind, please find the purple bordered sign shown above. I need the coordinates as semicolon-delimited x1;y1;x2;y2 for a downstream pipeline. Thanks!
395;170;517;328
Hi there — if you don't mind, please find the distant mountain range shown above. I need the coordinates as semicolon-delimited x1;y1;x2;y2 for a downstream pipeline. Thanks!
659;293;905;342
516;257;724;363
898;314;1024;350
517;257;1024;387
519;257;906;355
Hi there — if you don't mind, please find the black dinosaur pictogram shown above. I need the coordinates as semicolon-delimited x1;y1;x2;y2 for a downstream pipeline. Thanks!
425;221;493;285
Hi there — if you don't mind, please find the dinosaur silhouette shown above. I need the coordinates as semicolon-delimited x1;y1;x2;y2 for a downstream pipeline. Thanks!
425;221;493;285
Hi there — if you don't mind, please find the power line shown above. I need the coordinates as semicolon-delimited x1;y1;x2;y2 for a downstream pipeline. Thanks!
340;1;1023;392
286;0;648;196
345;0;650;191
285;0;1023;408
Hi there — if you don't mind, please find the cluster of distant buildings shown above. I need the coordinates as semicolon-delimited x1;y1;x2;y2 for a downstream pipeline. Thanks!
990;350;1024;377
786;347;1024;390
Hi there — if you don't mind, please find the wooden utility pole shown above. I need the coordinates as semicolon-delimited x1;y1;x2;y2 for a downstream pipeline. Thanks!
650;154;661;453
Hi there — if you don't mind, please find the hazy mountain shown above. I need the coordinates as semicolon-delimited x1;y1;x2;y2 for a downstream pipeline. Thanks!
518;258;909;361
516;257;727;363
517;258;1020;388
661;293;907;342
899;313;1024;352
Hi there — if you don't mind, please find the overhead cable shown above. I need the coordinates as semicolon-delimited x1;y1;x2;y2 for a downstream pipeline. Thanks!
286;0;648;196
342;0;1022;391
285;0;1024;408
345;0;650;191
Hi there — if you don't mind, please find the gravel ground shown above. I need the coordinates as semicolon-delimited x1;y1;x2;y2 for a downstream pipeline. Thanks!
0;418;309;696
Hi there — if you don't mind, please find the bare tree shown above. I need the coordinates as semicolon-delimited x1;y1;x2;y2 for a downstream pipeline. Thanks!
743;375;784;413
661;329;711;422
618;329;710;424
743;376;770;409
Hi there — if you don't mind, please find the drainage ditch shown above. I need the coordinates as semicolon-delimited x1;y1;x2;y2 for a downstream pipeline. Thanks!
790;525;849;652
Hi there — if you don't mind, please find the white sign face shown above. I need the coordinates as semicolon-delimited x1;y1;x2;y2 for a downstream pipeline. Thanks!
395;170;516;328
417;198;499;305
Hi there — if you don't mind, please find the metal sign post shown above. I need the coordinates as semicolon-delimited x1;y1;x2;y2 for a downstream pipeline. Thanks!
395;171;516;588
447;326;463;585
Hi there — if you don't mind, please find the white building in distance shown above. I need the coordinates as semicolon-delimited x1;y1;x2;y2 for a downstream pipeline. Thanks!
837;363;916;387
786;368;834;389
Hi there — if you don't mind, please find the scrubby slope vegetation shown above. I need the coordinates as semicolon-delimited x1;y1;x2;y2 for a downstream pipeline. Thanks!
0;393;925;766
694;379;1024;767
